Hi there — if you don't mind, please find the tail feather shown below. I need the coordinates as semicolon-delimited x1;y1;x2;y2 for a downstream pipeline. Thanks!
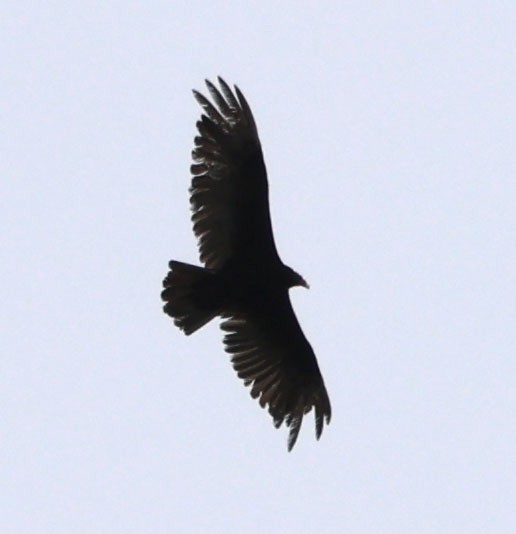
161;260;220;335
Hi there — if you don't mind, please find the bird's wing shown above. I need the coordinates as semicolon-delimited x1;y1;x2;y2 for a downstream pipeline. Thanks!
190;77;280;270
221;294;331;451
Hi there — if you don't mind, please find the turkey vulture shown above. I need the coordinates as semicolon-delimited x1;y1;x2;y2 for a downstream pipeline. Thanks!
161;77;331;450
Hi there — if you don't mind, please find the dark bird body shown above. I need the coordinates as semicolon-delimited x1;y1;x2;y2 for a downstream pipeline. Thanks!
162;78;331;450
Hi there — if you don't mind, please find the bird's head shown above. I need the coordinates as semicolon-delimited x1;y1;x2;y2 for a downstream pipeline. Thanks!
283;265;309;289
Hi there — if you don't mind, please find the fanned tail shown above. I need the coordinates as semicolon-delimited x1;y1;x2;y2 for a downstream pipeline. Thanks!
161;260;221;335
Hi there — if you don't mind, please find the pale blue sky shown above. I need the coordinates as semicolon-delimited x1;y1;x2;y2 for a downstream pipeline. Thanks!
2;2;515;532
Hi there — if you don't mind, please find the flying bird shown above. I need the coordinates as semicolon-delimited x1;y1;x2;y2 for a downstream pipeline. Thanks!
161;77;331;450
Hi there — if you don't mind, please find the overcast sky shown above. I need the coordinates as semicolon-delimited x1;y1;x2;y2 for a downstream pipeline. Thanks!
2;2;515;532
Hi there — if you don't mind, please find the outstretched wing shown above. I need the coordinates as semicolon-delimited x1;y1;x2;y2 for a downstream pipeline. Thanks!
221;294;332;451
189;77;280;270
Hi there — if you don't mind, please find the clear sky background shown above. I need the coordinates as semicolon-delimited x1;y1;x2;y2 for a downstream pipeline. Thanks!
2;2;515;532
